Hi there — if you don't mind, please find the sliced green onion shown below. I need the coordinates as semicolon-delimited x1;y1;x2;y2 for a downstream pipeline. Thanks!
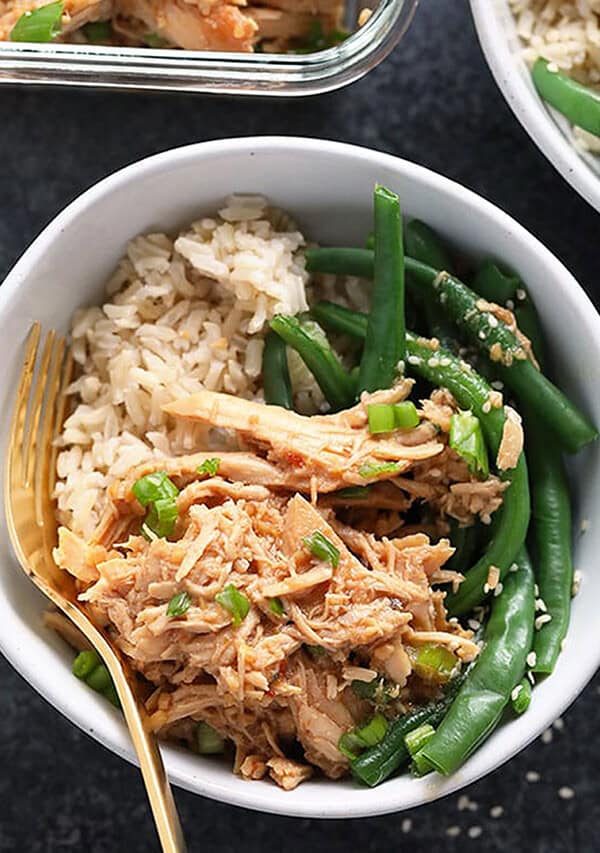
335;486;372;500
215;584;250;627
133;471;179;539
405;723;436;757
132;471;178;506
82;20;111;42
167;591;192;618
511;678;532;715
367;404;397;434
302;530;340;568
197;458;221;477
338;713;388;760
358;461;401;479
449;410;489;479
73;649;101;680
10;0;63;42
354;712;388;747
351;678;378;699
412;750;435;776
305;644;326;659
268;597;285;617
196;722;225;754
393;401;420;429
414;644;458;683
338;731;365;761
145;496;178;539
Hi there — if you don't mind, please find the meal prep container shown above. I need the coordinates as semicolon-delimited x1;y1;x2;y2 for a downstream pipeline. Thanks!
470;0;600;213
1;137;599;818
0;0;418;95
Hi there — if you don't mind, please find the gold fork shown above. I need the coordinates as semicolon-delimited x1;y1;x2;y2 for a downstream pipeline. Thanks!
4;324;186;853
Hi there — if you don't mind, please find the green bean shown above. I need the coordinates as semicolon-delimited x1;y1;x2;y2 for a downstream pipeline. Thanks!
306;246;373;279
473;260;519;305
532;58;600;137
405;220;453;273
527;418;573;674
351;669;466;787
72;650;121;709
312;300;368;338
306;248;597;453
419;549;535;775
358;186;405;393
262;330;293;409
514;293;546;368
270;314;355;411
311;300;530;616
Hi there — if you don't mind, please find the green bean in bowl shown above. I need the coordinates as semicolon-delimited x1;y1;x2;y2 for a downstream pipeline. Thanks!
44;185;596;793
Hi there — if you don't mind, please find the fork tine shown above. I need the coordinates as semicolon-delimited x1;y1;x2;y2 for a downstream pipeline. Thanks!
23;329;55;488
35;334;66;532
7;324;42;487
49;346;73;500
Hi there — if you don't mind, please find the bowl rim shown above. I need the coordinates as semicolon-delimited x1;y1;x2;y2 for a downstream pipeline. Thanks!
469;0;600;214
1;136;600;818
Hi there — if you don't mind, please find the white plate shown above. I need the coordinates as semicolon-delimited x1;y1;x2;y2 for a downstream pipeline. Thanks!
470;0;600;213
1;137;599;818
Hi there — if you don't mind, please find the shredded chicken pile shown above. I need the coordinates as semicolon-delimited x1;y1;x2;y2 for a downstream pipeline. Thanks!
53;383;503;789
0;0;344;51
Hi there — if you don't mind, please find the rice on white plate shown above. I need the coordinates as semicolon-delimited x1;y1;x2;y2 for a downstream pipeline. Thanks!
55;194;370;539
509;0;600;151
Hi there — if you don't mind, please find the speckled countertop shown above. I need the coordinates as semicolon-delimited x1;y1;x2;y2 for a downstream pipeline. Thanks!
1;2;599;851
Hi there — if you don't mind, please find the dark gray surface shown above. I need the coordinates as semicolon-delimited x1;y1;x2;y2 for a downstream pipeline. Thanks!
1;2;599;851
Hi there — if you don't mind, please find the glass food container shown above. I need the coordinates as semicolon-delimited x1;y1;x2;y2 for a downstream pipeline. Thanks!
0;0;418;95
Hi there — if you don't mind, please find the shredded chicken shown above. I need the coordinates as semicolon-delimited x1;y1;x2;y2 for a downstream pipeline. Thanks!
0;0;344;49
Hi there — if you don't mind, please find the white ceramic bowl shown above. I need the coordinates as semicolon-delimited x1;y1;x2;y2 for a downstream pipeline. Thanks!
470;0;600;213
1;137;599;819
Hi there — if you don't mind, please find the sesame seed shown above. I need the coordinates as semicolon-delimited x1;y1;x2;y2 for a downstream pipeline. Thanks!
482;401;492;413
511;685;523;702
494;582;504;597
446;826;461;838
541;728;553;744
478;330;487;340
481;513;492;526
509;562;519;573
526;771;541;783
534;583;539;596
488;316;499;328
490;805;504;819
491;379;504;390
427;358;440;368
535;598;547;612
506;299;514;310
516;288;526;301
535;614;552;630
457;795;478;812
580;518;590;533
468;619;481;631
408;355;422;365
527;671;536;685
483;583;490;594
558;786;575;800
553;717;564;731
467;826;483;839
527;651;537;668
401;818;412;833
572;570;582;597
440;357;452;366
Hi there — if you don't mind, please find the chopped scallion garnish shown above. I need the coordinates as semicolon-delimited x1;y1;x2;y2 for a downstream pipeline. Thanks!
393;401;420;429
196;722;225;754
404;723;435;758
268;597;285;617
358;461;401;479
302;530;340;568
10;0;63;42
449;410;489;478
414;644;458;682
133;471;179;539
215;584;250;627
197;458;221;477
335;486;372;500
338;713;388;760
167;591;192;618
367;404;397;434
